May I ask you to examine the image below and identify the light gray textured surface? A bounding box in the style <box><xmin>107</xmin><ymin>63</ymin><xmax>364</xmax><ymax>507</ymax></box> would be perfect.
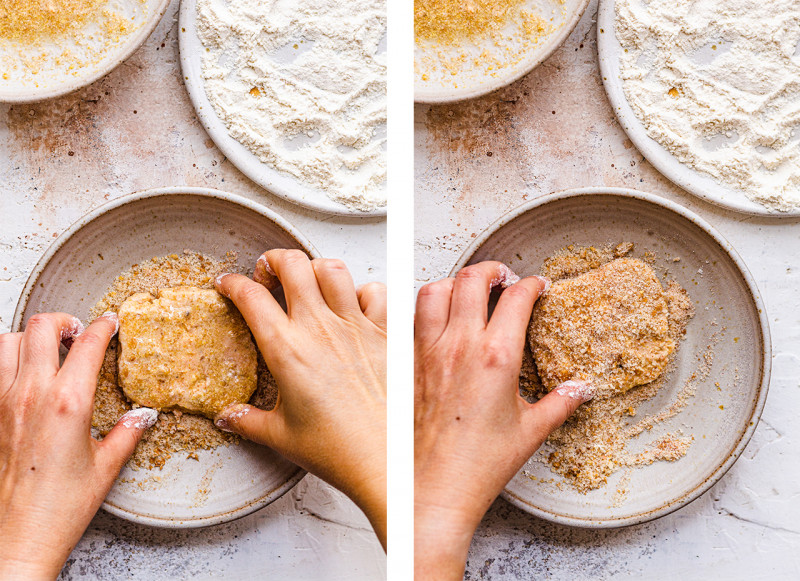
<box><xmin>415</xmin><ymin>1</ymin><xmax>800</xmax><ymax>579</ymax></box>
<box><xmin>0</xmin><ymin>1</ymin><xmax>386</xmax><ymax>578</ymax></box>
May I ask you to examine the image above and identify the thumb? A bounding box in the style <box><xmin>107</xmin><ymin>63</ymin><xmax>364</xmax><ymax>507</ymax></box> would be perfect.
<box><xmin>214</xmin><ymin>403</ymin><xmax>284</xmax><ymax>449</ymax></box>
<box><xmin>98</xmin><ymin>407</ymin><xmax>159</xmax><ymax>472</ymax></box>
<box><xmin>521</xmin><ymin>380</ymin><xmax>596</xmax><ymax>453</ymax></box>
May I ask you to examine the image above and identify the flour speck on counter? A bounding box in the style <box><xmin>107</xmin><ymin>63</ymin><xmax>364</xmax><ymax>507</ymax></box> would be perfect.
<box><xmin>196</xmin><ymin>0</ymin><xmax>387</xmax><ymax>212</ymax></box>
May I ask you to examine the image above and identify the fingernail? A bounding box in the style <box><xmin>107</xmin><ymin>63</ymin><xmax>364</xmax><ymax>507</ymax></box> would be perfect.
<box><xmin>534</xmin><ymin>276</ymin><xmax>552</xmax><ymax>296</ymax></box>
<box><xmin>99</xmin><ymin>311</ymin><xmax>120</xmax><ymax>336</ymax></box>
<box><xmin>253</xmin><ymin>256</ymin><xmax>280</xmax><ymax>290</ymax></box>
<box><xmin>215</xmin><ymin>273</ymin><xmax>232</xmax><ymax>297</ymax></box>
<box><xmin>257</xmin><ymin>255</ymin><xmax>276</xmax><ymax>276</ymax></box>
<box><xmin>490</xmin><ymin>264</ymin><xmax>521</xmax><ymax>290</ymax></box>
<box><xmin>119</xmin><ymin>407</ymin><xmax>159</xmax><ymax>429</ymax></box>
<box><xmin>214</xmin><ymin>416</ymin><xmax>232</xmax><ymax>433</ymax></box>
<box><xmin>215</xmin><ymin>403</ymin><xmax>250</xmax><ymax>433</ymax></box>
<box><xmin>554</xmin><ymin>380</ymin><xmax>596</xmax><ymax>403</ymax></box>
<box><xmin>60</xmin><ymin>317</ymin><xmax>85</xmax><ymax>349</ymax></box>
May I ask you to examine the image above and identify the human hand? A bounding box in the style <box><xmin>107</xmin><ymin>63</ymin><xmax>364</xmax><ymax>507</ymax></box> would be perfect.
<box><xmin>214</xmin><ymin>250</ymin><xmax>387</xmax><ymax>549</ymax></box>
<box><xmin>414</xmin><ymin>261</ymin><xmax>594</xmax><ymax>580</ymax></box>
<box><xmin>0</xmin><ymin>313</ymin><xmax>158</xmax><ymax>580</ymax></box>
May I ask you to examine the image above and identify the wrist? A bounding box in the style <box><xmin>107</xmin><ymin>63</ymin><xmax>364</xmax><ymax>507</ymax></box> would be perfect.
<box><xmin>0</xmin><ymin>554</ymin><xmax>60</xmax><ymax>581</ymax></box>
<box><xmin>414</xmin><ymin>501</ymin><xmax>478</xmax><ymax>581</ymax></box>
<box><xmin>347</xmin><ymin>467</ymin><xmax>387</xmax><ymax>550</ymax></box>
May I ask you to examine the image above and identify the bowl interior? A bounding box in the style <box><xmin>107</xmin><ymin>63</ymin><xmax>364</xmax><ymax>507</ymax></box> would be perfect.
<box><xmin>15</xmin><ymin>191</ymin><xmax>311</xmax><ymax>526</ymax></box>
<box><xmin>460</xmin><ymin>192</ymin><xmax>767</xmax><ymax>526</ymax></box>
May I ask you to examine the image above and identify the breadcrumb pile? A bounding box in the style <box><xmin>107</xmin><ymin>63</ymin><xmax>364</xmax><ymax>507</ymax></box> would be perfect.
<box><xmin>91</xmin><ymin>251</ymin><xmax>278</xmax><ymax>470</ymax></box>
<box><xmin>523</xmin><ymin>244</ymin><xmax>698</xmax><ymax>494</ymax></box>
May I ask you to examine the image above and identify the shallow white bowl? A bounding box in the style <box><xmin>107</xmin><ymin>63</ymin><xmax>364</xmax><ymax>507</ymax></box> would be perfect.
<box><xmin>451</xmin><ymin>187</ymin><xmax>771</xmax><ymax>527</ymax></box>
<box><xmin>178</xmin><ymin>0</ymin><xmax>387</xmax><ymax>217</ymax></box>
<box><xmin>13</xmin><ymin>186</ymin><xmax>318</xmax><ymax>527</ymax></box>
<box><xmin>596</xmin><ymin>0</ymin><xmax>800</xmax><ymax>217</ymax></box>
<box><xmin>414</xmin><ymin>0</ymin><xmax>590</xmax><ymax>103</ymax></box>
<box><xmin>0</xmin><ymin>0</ymin><xmax>170</xmax><ymax>103</ymax></box>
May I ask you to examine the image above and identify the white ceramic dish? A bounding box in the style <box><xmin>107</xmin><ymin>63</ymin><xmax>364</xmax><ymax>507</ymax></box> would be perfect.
<box><xmin>13</xmin><ymin>186</ymin><xmax>317</xmax><ymax>527</ymax></box>
<box><xmin>414</xmin><ymin>0</ymin><xmax>590</xmax><ymax>103</ymax></box>
<box><xmin>0</xmin><ymin>0</ymin><xmax>170</xmax><ymax>103</ymax></box>
<box><xmin>451</xmin><ymin>187</ymin><xmax>771</xmax><ymax>528</ymax></box>
<box><xmin>178</xmin><ymin>0</ymin><xmax>386</xmax><ymax>217</ymax></box>
<box><xmin>597</xmin><ymin>0</ymin><xmax>800</xmax><ymax>217</ymax></box>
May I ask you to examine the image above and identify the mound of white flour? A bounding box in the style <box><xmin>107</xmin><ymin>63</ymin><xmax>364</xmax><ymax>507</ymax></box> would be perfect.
<box><xmin>197</xmin><ymin>0</ymin><xmax>386</xmax><ymax>211</ymax></box>
<box><xmin>616</xmin><ymin>0</ymin><xmax>800</xmax><ymax>212</ymax></box>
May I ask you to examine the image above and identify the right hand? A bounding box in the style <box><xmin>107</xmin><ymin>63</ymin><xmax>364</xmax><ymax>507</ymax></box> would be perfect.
<box><xmin>214</xmin><ymin>249</ymin><xmax>387</xmax><ymax>549</ymax></box>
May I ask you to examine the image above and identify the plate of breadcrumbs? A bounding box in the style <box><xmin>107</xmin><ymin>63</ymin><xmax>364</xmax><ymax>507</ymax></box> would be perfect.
<box><xmin>451</xmin><ymin>187</ymin><xmax>770</xmax><ymax>527</ymax></box>
<box><xmin>0</xmin><ymin>0</ymin><xmax>170</xmax><ymax>102</ymax></box>
<box><xmin>14</xmin><ymin>187</ymin><xmax>318</xmax><ymax>527</ymax></box>
<box><xmin>414</xmin><ymin>0</ymin><xmax>590</xmax><ymax>102</ymax></box>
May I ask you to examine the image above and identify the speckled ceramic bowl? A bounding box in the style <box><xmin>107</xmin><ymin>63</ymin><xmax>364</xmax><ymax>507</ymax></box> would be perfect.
<box><xmin>414</xmin><ymin>0</ymin><xmax>590</xmax><ymax>103</ymax></box>
<box><xmin>0</xmin><ymin>0</ymin><xmax>170</xmax><ymax>103</ymax></box>
<box><xmin>451</xmin><ymin>187</ymin><xmax>771</xmax><ymax>528</ymax></box>
<box><xmin>13</xmin><ymin>186</ymin><xmax>318</xmax><ymax>527</ymax></box>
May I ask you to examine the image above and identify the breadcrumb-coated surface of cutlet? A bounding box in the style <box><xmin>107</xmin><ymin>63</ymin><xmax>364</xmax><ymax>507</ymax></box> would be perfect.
<box><xmin>529</xmin><ymin>257</ymin><xmax>675</xmax><ymax>400</ymax></box>
<box><xmin>117</xmin><ymin>287</ymin><xmax>257</xmax><ymax>419</ymax></box>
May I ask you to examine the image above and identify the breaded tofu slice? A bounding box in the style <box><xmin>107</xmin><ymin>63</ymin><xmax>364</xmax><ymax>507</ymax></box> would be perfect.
<box><xmin>117</xmin><ymin>287</ymin><xmax>257</xmax><ymax>418</ymax></box>
<box><xmin>529</xmin><ymin>258</ymin><xmax>675</xmax><ymax>400</ymax></box>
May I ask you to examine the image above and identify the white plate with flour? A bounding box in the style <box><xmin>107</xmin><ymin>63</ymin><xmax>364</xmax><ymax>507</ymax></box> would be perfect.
<box><xmin>179</xmin><ymin>0</ymin><xmax>387</xmax><ymax>217</ymax></box>
<box><xmin>0</xmin><ymin>0</ymin><xmax>170</xmax><ymax>103</ymax></box>
<box><xmin>597</xmin><ymin>0</ymin><xmax>800</xmax><ymax>217</ymax></box>
<box><xmin>415</xmin><ymin>0</ymin><xmax>590</xmax><ymax>103</ymax></box>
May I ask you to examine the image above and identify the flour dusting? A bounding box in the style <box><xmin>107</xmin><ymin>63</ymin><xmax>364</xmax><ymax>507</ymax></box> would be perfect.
<box><xmin>196</xmin><ymin>0</ymin><xmax>387</xmax><ymax>211</ymax></box>
<box><xmin>616</xmin><ymin>0</ymin><xmax>800</xmax><ymax>211</ymax></box>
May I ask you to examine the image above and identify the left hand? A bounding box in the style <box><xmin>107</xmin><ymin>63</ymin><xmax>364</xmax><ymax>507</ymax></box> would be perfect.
<box><xmin>0</xmin><ymin>312</ymin><xmax>157</xmax><ymax>580</ymax></box>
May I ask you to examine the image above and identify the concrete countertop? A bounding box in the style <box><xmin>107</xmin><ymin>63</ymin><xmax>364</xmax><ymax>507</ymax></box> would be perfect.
<box><xmin>0</xmin><ymin>1</ymin><xmax>386</xmax><ymax>578</ymax></box>
<box><xmin>415</xmin><ymin>1</ymin><xmax>800</xmax><ymax>579</ymax></box>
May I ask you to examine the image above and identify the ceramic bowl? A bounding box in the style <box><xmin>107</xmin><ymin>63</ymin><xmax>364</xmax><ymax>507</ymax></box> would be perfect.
<box><xmin>0</xmin><ymin>0</ymin><xmax>170</xmax><ymax>103</ymax></box>
<box><xmin>414</xmin><ymin>0</ymin><xmax>590</xmax><ymax>103</ymax></box>
<box><xmin>13</xmin><ymin>186</ymin><xmax>317</xmax><ymax>527</ymax></box>
<box><xmin>451</xmin><ymin>187</ymin><xmax>771</xmax><ymax>527</ymax></box>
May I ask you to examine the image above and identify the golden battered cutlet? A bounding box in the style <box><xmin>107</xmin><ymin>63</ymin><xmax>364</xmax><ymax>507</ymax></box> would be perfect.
<box><xmin>529</xmin><ymin>258</ymin><xmax>675</xmax><ymax>400</ymax></box>
<box><xmin>117</xmin><ymin>287</ymin><xmax>257</xmax><ymax>419</ymax></box>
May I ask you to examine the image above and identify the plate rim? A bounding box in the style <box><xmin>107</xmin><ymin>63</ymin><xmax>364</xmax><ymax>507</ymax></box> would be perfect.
<box><xmin>0</xmin><ymin>0</ymin><xmax>171</xmax><ymax>104</ymax></box>
<box><xmin>11</xmin><ymin>185</ymin><xmax>319</xmax><ymax>528</ymax></box>
<box><xmin>449</xmin><ymin>186</ymin><xmax>772</xmax><ymax>528</ymax></box>
<box><xmin>596</xmin><ymin>0</ymin><xmax>800</xmax><ymax>217</ymax></box>
<box><xmin>414</xmin><ymin>0</ymin><xmax>592</xmax><ymax>104</ymax></box>
<box><xmin>177</xmin><ymin>0</ymin><xmax>387</xmax><ymax>218</ymax></box>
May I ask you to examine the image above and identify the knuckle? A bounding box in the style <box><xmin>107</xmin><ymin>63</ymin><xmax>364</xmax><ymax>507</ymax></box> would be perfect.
<box><xmin>442</xmin><ymin>340</ymin><xmax>468</xmax><ymax>367</ymax></box>
<box><xmin>315</xmin><ymin>258</ymin><xmax>347</xmax><ymax>272</ymax></box>
<box><xmin>418</xmin><ymin>279</ymin><xmax>452</xmax><ymax>298</ymax></box>
<box><xmin>360</xmin><ymin>281</ymin><xmax>386</xmax><ymax>296</ymax></box>
<box><xmin>455</xmin><ymin>265</ymin><xmax>483</xmax><ymax>282</ymax></box>
<box><xmin>236</xmin><ymin>282</ymin><xmax>265</xmax><ymax>305</ymax></box>
<box><xmin>502</xmin><ymin>283</ymin><xmax>533</xmax><ymax>301</ymax></box>
<box><xmin>279</xmin><ymin>249</ymin><xmax>309</xmax><ymax>266</ymax></box>
<box><xmin>53</xmin><ymin>388</ymin><xmax>86</xmax><ymax>417</ymax></box>
<box><xmin>74</xmin><ymin>330</ymin><xmax>105</xmax><ymax>350</ymax></box>
<box><xmin>25</xmin><ymin>313</ymin><xmax>52</xmax><ymax>330</ymax></box>
<box><xmin>482</xmin><ymin>338</ymin><xmax>513</xmax><ymax>369</ymax></box>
